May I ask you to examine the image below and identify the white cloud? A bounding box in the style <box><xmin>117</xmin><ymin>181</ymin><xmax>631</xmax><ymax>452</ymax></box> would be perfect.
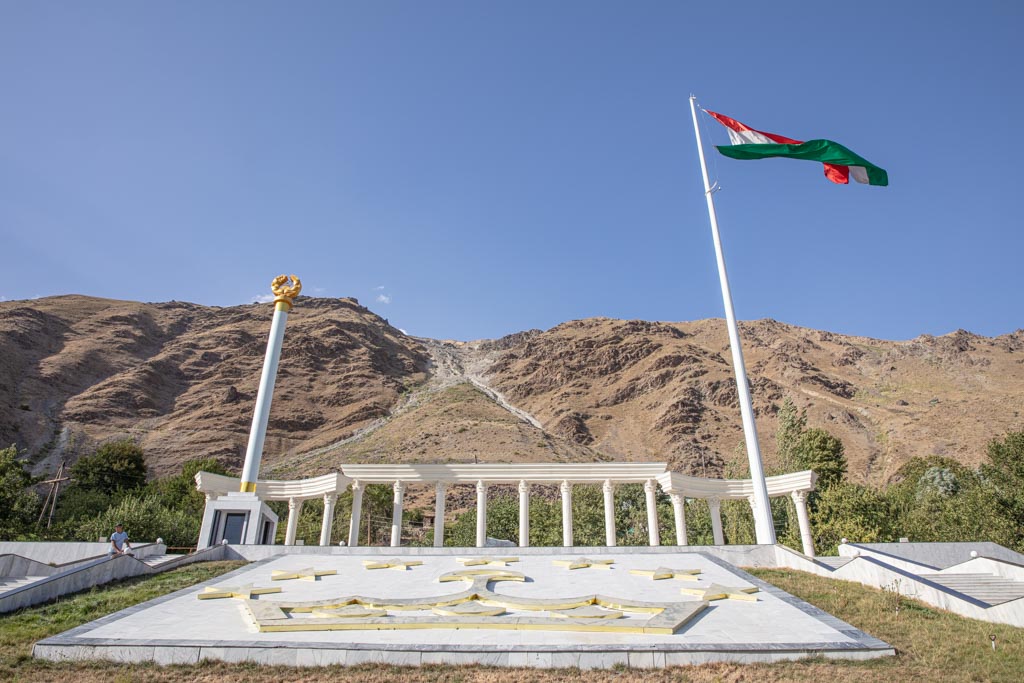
<box><xmin>311</xmin><ymin>286</ymin><xmax>326</xmax><ymax>294</ymax></box>
<box><xmin>375</xmin><ymin>294</ymin><xmax>392</xmax><ymax>304</ymax></box>
<box><xmin>374</xmin><ymin>285</ymin><xmax>386</xmax><ymax>291</ymax></box>
<box><xmin>250</xmin><ymin>294</ymin><xmax>275</xmax><ymax>304</ymax></box>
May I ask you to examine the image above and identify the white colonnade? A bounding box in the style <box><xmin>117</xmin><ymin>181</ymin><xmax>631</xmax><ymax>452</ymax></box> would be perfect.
<box><xmin>197</xmin><ymin>464</ymin><xmax>818</xmax><ymax>554</ymax></box>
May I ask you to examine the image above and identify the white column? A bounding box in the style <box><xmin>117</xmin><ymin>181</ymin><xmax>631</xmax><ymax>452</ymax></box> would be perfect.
<box><xmin>433</xmin><ymin>481</ymin><xmax>447</xmax><ymax>548</ymax></box>
<box><xmin>670</xmin><ymin>493</ymin><xmax>687</xmax><ymax>546</ymax></box>
<box><xmin>197</xmin><ymin>495</ymin><xmax>218</xmax><ymax>550</ymax></box>
<box><xmin>390</xmin><ymin>481</ymin><xmax>405</xmax><ymax>547</ymax></box>
<box><xmin>518</xmin><ymin>480</ymin><xmax>530</xmax><ymax>547</ymax></box>
<box><xmin>284</xmin><ymin>497</ymin><xmax>302</xmax><ymax>546</ymax></box>
<box><xmin>602</xmin><ymin>480</ymin><xmax>616</xmax><ymax>547</ymax></box>
<box><xmin>792</xmin><ymin>490</ymin><xmax>815</xmax><ymax>557</ymax></box>
<box><xmin>475</xmin><ymin>480</ymin><xmax>488</xmax><ymax>548</ymax></box>
<box><xmin>708</xmin><ymin>497</ymin><xmax>724</xmax><ymax>545</ymax></box>
<box><xmin>347</xmin><ymin>480</ymin><xmax>363</xmax><ymax>547</ymax></box>
<box><xmin>319</xmin><ymin>493</ymin><xmax>337</xmax><ymax>546</ymax></box>
<box><xmin>560</xmin><ymin>480</ymin><xmax>573</xmax><ymax>547</ymax></box>
<box><xmin>239</xmin><ymin>296</ymin><xmax>296</xmax><ymax>492</ymax></box>
<box><xmin>644</xmin><ymin>479</ymin><xmax>660</xmax><ymax>547</ymax></box>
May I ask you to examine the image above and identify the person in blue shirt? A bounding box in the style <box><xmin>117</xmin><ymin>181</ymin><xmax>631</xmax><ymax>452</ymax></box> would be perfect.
<box><xmin>108</xmin><ymin>523</ymin><xmax>134</xmax><ymax>556</ymax></box>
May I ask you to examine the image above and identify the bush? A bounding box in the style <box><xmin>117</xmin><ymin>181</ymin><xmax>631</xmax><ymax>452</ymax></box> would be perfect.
<box><xmin>811</xmin><ymin>482</ymin><xmax>893</xmax><ymax>555</ymax></box>
<box><xmin>69</xmin><ymin>439</ymin><xmax>147</xmax><ymax>496</ymax></box>
<box><xmin>792</xmin><ymin>428</ymin><xmax>847</xmax><ymax>492</ymax></box>
<box><xmin>0</xmin><ymin>444</ymin><xmax>40</xmax><ymax>539</ymax></box>
<box><xmin>147</xmin><ymin>457</ymin><xmax>231</xmax><ymax>518</ymax></box>
<box><xmin>75</xmin><ymin>494</ymin><xmax>199</xmax><ymax>548</ymax></box>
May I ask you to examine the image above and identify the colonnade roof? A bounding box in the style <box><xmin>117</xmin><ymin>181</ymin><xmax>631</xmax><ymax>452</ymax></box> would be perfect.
<box><xmin>656</xmin><ymin>469</ymin><xmax>817</xmax><ymax>499</ymax></box>
<box><xmin>197</xmin><ymin>463</ymin><xmax>817</xmax><ymax>502</ymax></box>
<box><xmin>340</xmin><ymin>462</ymin><xmax>670</xmax><ymax>484</ymax></box>
<box><xmin>196</xmin><ymin>471</ymin><xmax>348</xmax><ymax>500</ymax></box>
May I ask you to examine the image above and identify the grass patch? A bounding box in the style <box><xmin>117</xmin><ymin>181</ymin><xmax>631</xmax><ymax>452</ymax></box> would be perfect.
<box><xmin>745</xmin><ymin>568</ymin><xmax>1024</xmax><ymax>682</ymax></box>
<box><xmin>0</xmin><ymin>560</ymin><xmax>244</xmax><ymax>678</ymax></box>
<box><xmin>1</xmin><ymin>563</ymin><xmax>1021</xmax><ymax>681</ymax></box>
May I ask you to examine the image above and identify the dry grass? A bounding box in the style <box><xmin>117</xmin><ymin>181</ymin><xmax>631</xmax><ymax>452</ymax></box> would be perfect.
<box><xmin>2</xmin><ymin>564</ymin><xmax>1022</xmax><ymax>682</ymax></box>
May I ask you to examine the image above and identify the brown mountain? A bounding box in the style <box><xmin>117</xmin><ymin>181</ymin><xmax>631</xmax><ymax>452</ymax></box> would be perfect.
<box><xmin>0</xmin><ymin>295</ymin><xmax>428</xmax><ymax>477</ymax></box>
<box><xmin>2</xmin><ymin>295</ymin><xmax>1021</xmax><ymax>487</ymax></box>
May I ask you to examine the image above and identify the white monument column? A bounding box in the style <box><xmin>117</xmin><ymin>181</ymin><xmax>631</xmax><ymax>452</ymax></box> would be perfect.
<box><xmin>390</xmin><ymin>481</ymin><xmax>405</xmax><ymax>547</ymax></box>
<box><xmin>518</xmin><ymin>480</ymin><xmax>530</xmax><ymax>547</ymax></box>
<box><xmin>670</xmin><ymin>493</ymin><xmax>687</xmax><ymax>546</ymax></box>
<box><xmin>644</xmin><ymin>479</ymin><xmax>661</xmax><ymax>546</ymax></box>
<box><xmin>319</xmin><ymin>493</ymin><xmax>337</xmax><ymax>546</ymax></box>
<box><xmin>238</xmin><ymin>275</ymin><xmax>302</xmax><ymax>493</ymax></box>
<box><xmin>602</xmin><ymin>479</ymin><xmax>616</xmax><ymax>547</ymax></box>
<box><xmin>433</xmin><ymin>481</ymin><xmax>447</xmax><ymax>548</ymax></box>
<box><xmin>284</xmin><ymin>497</ymin><xmax>303</xmax><ymax>546</ymax></box>
<box><xmin>475</xmin><ymin>480</ymin><xmax>488</xmax><ymax>548</ymax></box>
<box><xmin>708</xmin><ymin>497</ymin><xmax>725</xmax><ymax>545</ymax></box>
<box><xmin>347</xmin><ymin>480</ymin><xmax>363</xmax><ymax>547</ymax></box>
<box><xmin>560</xmin><ymin>480</ymin><xmax>573</xmax><ymax>547</ymax></box>
<box><xmin>791</xmin><ymin>490</ymin><xmax>815</xmax><ymax>557</ymax></box>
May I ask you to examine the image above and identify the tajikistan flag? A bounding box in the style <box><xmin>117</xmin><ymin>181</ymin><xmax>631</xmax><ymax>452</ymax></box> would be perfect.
<box><xmin>706</xmin><ymin>110</ymin><xmax>888</xmax><ymax>187</ymax></box>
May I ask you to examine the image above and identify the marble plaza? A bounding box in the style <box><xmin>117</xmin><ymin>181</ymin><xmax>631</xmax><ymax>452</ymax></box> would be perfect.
<box><xmin>34</xmin><ymin>548</ymin><xmax>893</xmax><ymax>668</ymax></box>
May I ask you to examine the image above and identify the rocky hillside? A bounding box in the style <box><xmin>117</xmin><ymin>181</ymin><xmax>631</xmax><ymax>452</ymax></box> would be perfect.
<box><xmin>1</xmin><ymin>295</ymin><xmax>1021</xmax><ymax>485</ymax></box>
<box><xmin>473</xmin><ymin>318</ymin><xmax>1024</xmax><ymax>482</ymax></box>
<box><xmin>0</xmin><ymin>295</ymin><xmax>428</xmax><ymax>477</ymax></box>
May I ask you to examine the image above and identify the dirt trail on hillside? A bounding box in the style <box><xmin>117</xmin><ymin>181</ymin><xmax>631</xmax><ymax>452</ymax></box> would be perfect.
<box><xmin>274</xmin><ymin>338</ymin><xmax>544</xmax><ymax>470</ymax></box>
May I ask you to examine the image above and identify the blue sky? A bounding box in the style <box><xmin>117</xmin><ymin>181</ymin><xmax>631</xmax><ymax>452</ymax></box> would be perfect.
<box><xmin>2</xmin><ymin>2</ymin><xmax>1021</xmax><ymax>341</ymax></box>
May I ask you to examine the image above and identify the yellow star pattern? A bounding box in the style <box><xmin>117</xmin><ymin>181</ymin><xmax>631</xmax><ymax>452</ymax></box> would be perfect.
<box><xmin>197</xmin><ymin>584</ymin><xmax>282</xmax><ymax>600</ymax></box>
<box><xmin>680</xmin><ymin>583</ymin><xmax>759</xmax><ymax>602</ymax></box>
<box><xmin>455</xmin><ymin>556</ymin><xmax>520</xmax><ymax>567</ymax></box>
<box><xmin>629</xmin><ymin>567</ymin><xmax>702</xmax><ymax>581</ymax></box>
<box><xmin>362</xmin><ymin>558</ymin><xmax>424</xmax><ymax>571</ymax></box>
<box><xmin>552</xmin><ymin>557</ymin><xmax>615</xmax><ymax>570</ymax></box>
<box><xmin>271</xmin><ymin>567</ymin><xmax>338</xmax><ymax>581</ymax></box>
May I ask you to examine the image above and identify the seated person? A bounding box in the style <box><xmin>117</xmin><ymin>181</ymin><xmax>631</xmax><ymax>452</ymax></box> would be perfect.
<box><xmin>107</xmin><ymin>523</ymin><xmax>134</xmax><ymax>556</ymax></box>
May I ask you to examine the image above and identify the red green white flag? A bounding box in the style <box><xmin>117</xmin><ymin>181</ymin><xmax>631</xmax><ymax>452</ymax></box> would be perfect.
<box><xmin>705</xmin><ymin>110</ymin><xmax>888</xmax><ymax>187</ymax></box>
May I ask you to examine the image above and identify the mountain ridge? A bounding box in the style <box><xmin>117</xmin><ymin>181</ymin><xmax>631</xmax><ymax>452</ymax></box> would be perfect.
<box><xmin>2</xmin><ymin>294</ymin><xmax>1021</xmax><ymax>487</ymax></box>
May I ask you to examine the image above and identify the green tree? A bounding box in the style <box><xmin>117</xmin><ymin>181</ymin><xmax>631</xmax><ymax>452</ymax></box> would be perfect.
<box><xmin>776</xmin><ymin>397</ymin><xmax>807</xmax><ymax>471</ymax></box>
<box><xmin>792</xmin><ymin>428</ymin><xmax>847</xmax><ymax>492</ymax></box>
<box><xmin>444</xmin><ymin>483</ymin><xmax>679</xmax><ymax>548</ymax></box>
<box><xmin>446</xmin><ymin>492</ymin><xmax>563</xmax><ymax>547</ymax></box>
<box><xmin>75</xmin><ymin>493</ymin><xmax>198</xmax><ymax>547</ymax></box>
<box><xmin>57</xmin><ymin>440</ymin><xmax>148</xmax><ymax>529</ymax></box>
<box><xmin>147</xmin><ymin>458</ymin><xmax>230</xmax><ymax>518</ymax></box>
<box><xmin>811</xmin><ymin>482</ymin><xmax>893</xmax><ymax>555</ymax></box>
<box><xmin>70</xmin><ymin>439</ymin><xmax>148</xmax><ymax>496</ymax></box>
<box><xmin>0</xmin><ymin>445</ymin><xmax>40</xmax><ymax>539</ymax></box>
<box><xmin>980</xmin><ymin>430</ymin><xmax>1024</xmax><ymax>551</ymax></box>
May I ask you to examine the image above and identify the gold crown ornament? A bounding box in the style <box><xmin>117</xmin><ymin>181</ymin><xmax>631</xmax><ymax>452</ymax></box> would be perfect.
<box><xmin>270</xmin><ymin>274</ymin><xmax>302</xmax><ymax>310</ymax></box>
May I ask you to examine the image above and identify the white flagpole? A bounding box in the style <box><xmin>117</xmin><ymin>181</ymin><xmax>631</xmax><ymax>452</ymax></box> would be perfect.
<box><xmin>689</xmin><ymin>95</ymin><xmax>776</xmax><ymax>544</ymax></box>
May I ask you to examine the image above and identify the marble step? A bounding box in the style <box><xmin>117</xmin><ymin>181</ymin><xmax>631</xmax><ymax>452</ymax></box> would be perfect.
<box><xmin>921</xmin><ymin>573</ymin><xmax>1024</xmax><ymax>605</ymax></box>
<box><xmin>0</xmin><ymin>576</ymin><xmax>47</xmax><ymax>594</ymax></box>
<box><xmin>141</xmin><ymin>554</ymin><xmax>184</xmax><ymax>567</ymax></box>
<box><xmin>816</xmin><ymin>557</ymin><xmax>854</xmax><ymax>570</ymax></box>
